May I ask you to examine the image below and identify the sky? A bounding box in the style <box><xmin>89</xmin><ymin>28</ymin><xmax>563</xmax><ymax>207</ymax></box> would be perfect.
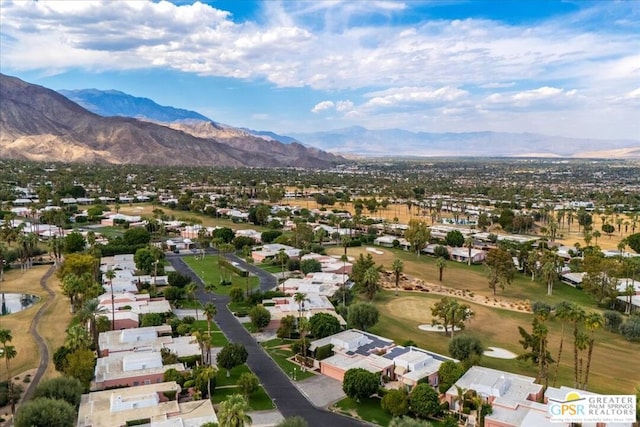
<box><xmin>1</xmin><ymin>0</ymin><xmax>639</xmax><ymax>140</ymax></box>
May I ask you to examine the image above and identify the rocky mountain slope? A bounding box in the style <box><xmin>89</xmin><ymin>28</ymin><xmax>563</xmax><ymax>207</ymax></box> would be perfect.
<box><xmin>0</xmin><ymin>74</ymin><xmax>340</xmax><ymax>167</ymax></box>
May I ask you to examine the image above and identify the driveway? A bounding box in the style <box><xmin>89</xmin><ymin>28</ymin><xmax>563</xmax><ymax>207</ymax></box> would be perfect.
<box><xmin>168</xmin><ymin>255</ymin><xmax>366</xmax><ymax>427</ymax></box>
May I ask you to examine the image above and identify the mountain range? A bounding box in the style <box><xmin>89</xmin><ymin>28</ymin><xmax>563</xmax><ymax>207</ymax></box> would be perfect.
<box><xmin>2</xmin><ymin>74</ymin><xmax>638</xmax><ymax>162</ymax></box>
<box><xmin>59</xmin><ymin>87</ymin><xmax>640</xmax><ymax>159</ymax></box>
<box><xmin>0</xmin><ymin>74</ymin><xmax>340</xmax><ymax>168</ymax></box>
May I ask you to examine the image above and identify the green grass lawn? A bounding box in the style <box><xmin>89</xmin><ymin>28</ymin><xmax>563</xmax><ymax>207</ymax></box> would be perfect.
<box><xmin>333</xmin><ymin>397</ymin><xmax>392</xmax><ymax>426</ymax></box>
<box><xmin>257</xmin><ymin>263</ymin><xmax>283</xmax><ymax>274</ymax></box>
<box><xmin>261</xmin><ymin>339</ymin><xmax>316</xmax><ymax>381</ymax></box>
<box><xmin>368</xmin><ymin>290</ymin><xmax>640</xmax><ymax>394</ymax></box>
<box><xmin>191</xmin><ymin>320</ymin><xmax>229</xmax><ymax>347</ymax></box>
<box><xmin>176</xmin><ymin>299</ymin><xmax>203</xmax><ymax>309</ymax></box>
<box><xmin>209</xmin><ymin>364</ymin><xmax>275</xmax><ymax>410</ymax></box>
<box><xmin>211</xmin><ymin>385</ymin><xmax>275</xmax><ymax>410</ymax></box>
<box><xmin>182</xmin><ymin>255</ymin><xmax>260</xmax><ymax>296</ymax></box>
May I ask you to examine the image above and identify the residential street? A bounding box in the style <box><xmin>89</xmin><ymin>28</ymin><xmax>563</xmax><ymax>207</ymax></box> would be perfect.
<box><xmin>167</xmin><ymin>253</ymin><xmax>367</xmax><ymax>427</ymax></box>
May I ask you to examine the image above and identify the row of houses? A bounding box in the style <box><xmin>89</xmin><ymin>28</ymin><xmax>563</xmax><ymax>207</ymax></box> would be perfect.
<box><xmin>309</xmin><ymin>329</ymin><xmax>456</xmax><ymax>389</ymax></box>
<box><xmin>445</xmin><ymin>366</ymin><xmax>633</xmax><ymax>427</ymax></box>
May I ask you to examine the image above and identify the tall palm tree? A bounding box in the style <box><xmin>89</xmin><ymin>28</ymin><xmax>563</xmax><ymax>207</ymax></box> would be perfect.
<box><xmin>436</xmin><ymin>256</ymin><xmax>447</xmax><ymax>282</ymax></box>
<box><xmin>217</xmin><ymin>394</ymin><xmax>252</xmax><ymax>427</ymax></box>
<box><xmin>294</xmin><ymin>292</ymin><xmax>307</xmax><ymax>321</ymax></box>
<box><xmin>391</xmin><ymin>258</ymin><xmax>404</xmax><ymax>296</ymax></box>
<box><xmin>298</xmin><ymin>317</ymin><xmax>310</xmax><ymax>361</ymax></box>
<box><xmin>78</xmin><ymin>298</ymin><xmax>108</xmax><ymax>351</ymax></box>
<box><xmin>552</xmin><ymin>301</ymin><xmax>574</xmax><ymax>387</ymax></box>
<box><xmin>540</xmin><ymin>257</ymin><xmax>558</xmax><ymax>296</ymax></box>
<box><xmin>582</xmin><ymin>312</ymin><xmax>603</xmax><ymax>389</ymax></box>
<box><xmin>275</xmin><ymin>249</ymin><xmax>288</xmax><ymax>292</ymax></box>
<box><xmin>203</xmin><ymin>302</ymin><xmax>217</xmax><ymax>338</ymax></box>
<box><xmin>464</xmin><ymin>237</ymin><xmax>474</xmax><ymax>266</ymax></box>
<box><xmin>197</xmin><ymin>365</ymin><xmax>218</xmax><ymax>400</ymax></box>
<box><xmin>570</xmin><ymin>306</ymin><xmax>586</xmax><ymax>388</ymax></box>
<box><xmin>105</xmin><ymin>268</ymin><xmax>116</xmax><ymax>330</ymax></box>
<box><xmin>0</xmin><ymin>241</ymin><xmax>6</xmax><ymax>282</ymax></box>
<box><xmin>185</xmin><ymin>282</ymin><xmax>199</xmax><ymax>321</ymax></box>
<box><xmin>0</xmin><ymin>329</ymin><xmax>17</xmax><ymax>414</ymax></box>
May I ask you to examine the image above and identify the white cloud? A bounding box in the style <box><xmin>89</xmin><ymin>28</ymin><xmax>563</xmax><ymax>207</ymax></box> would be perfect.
<box><xmin>311</xmin><ymin>101</ymin><xmax>335</xmax><ymax>113</ymax></box>
<box><xmin>1</xmin><ymin>0</ymin><xmax>639</xmax><ymax>139</ymax></box>
<box><xmin>362</xmin><ymin>86</ymin><xmax>469</xmax><ymax>110</ymax></box>
<box><xmin>625</xmin><ymin>88</ymin><xmax>640</xmax><ymax>99</ymax></box>
<box><xmin>336</xmin><ymin>100</ymin><xmax>354</xmax><ymax>112</ymax></box>
<box><xmin>484</xmin><ymin>87</ymin><xmax>579</xmax><ymax>108</ymax></box>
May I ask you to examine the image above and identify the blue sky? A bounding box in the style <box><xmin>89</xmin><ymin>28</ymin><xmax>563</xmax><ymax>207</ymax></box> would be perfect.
<box><xmin>1</xmin><ymin>0</ymin><xmax>639</xmax><ymax>140</ymax></box>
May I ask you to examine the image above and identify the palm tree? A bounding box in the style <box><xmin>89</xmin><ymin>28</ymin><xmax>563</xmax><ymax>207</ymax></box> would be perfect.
<box><xmin>551</xmin><ymin>301</ymin><xmax>574</xmax><ymax>387</ymax></box>
<box><xmin>464</xmin><ymin>237</ymin><xmax>474</xmax><ymax>266</ymax></box>
<box><xmin>105</xmin><ymin>268</ymin><xmax>116</xmax><ymax>330</ymax></box>
<box><xmin>392</xmin><ymin>258</ymin><xmax>404</xmax><ymax>296</ymax></box>
<box><xmin>65</xmin><ymin>323</ymin><xmax>92</xmax><ymax>352</ymax></box>
<box><xmin>204</xmin><ymin>281</ymin><xmax>217</xmax><ymax>302</ymax></box>
<box><xmin>436</xmin><ymin>256</ymin><xmax>447</xmax><ymax>282</ymax></box>
<box><xmin>540</xmin><ymin>257</ymin><xmax>558</xmax><ymax>296</ymax></box>
<box><xmin>362</xmin><ymin>266</ymin><xmax>380</xmax><ymax>300</ymax></box>
<box><xmin>453</xmin><ymin>385</ymin><xmax>467</xmax><ymax>420</ymax></box>
<box><xmin>218</xmin><ymin>394</ymin><xmax>253</xmax><ymax>427</ymax></box>
<box><xmin>275</xmin><ymin>249</ymin><xmax>288</xmax><ymax>292</ymax></box>
<box><xmin>592</xmin><ymin>230</ymin><xmax>601</xmax><ymax>246</ymax></box>
<box><xmin>570</xmin><ymin>306</ymin><xmax>586</xmax><ymax>388</ymax></box>
<box><xmin>197</xmin><ymin>365</ymin><xmax>218</xmax><ymax>400</ymax></box>
<box><xmin>78</xmin><ymin>298</ymin><xmax>108</xmax><ymax>351</ymax></box>
<box><xmin>582</xmin><ymin>312</ymin><xmax>603</xmax><ymax>389</ymax></box>
<box><xmin>203</xmin><ymin>302</ymin><xmax>217</xmax><ymax>338</ymax></box>
<box><xmin>0</xmin><ymin>329</ymin><xmax>17</xmax><ymax>414</ymax></box>
<box><xmin>185</xmin><ymin>282</ymin><xmax>199</xmax><ymax>321</ymax></box>
<box><xmin>192</xmin><ymin>330</ymin><xmax>209</xmax><ymax>365</ymax></box>
<box><xmin>294</xmin><ymin>292</ymin><xmax>307</xmax><ymax>321</ymax></box>
<box><xmin>298</xmin><ymin>317</ymin><xmax>310</xmax><ymax>362</ymax></box>
<box><xmin>0</xmin><ymin>241</ymin><xmax>7</xmax><ymax>282</ymax></box>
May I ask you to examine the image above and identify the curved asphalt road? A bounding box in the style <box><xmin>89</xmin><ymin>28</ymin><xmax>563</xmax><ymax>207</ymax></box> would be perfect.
<box><xmin>167</xmin><ymin>253</ymin><xmax>366</xmax><ymax>427</ymax></box>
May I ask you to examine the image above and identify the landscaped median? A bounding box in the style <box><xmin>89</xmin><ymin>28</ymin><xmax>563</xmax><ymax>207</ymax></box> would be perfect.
<box><xmin>261</xmin><ymin>338</ymin><xmax>316</xmax><ymax>381</ymax></box>
<box><xmin>181</xmin><ymin>254</ymin><xmax>259</xmax><ymax>296</ymax></box>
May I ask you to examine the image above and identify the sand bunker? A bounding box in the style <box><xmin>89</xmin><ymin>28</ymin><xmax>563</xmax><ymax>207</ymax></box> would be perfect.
<box><xmin>483</xmin><ymin>346</ymin><xmax>518</xmax><ymax>359</ymax></box>
<box><xmin>418</xmin><ymin>324</ymin><xmax>461</xmax><ymax>333</ymax></box>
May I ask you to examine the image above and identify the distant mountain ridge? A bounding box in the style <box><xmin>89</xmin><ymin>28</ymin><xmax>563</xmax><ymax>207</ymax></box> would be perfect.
<box><xmin>290</xmin><ymin>126</ymin><xmax>640</xmax><ymax>158</ymax></box>
<box><xmin>59</xmin><ymin>89</ymin><xmax>211</xmax><ymax>122</ymax></box>
<box><xmin>51</xmin><ymin>86</ymin><xmax>640</xmax><ymax>159</ymax></box>
<box><xmin>0</xmin><ymin>74</ymin><xmax>341</xmax><ymax>168</ymax></box>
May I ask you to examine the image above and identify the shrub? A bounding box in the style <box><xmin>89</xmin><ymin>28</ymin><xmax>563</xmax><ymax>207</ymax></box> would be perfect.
<box><xmin>620</xmin><ymin>316</ymin><xmax>640</xmax><ymax>341</ymax></box>
<box><xmin>230</xmin><ymin>287</ymin><xmax>245</xmax><ymax>303</ymax></box>
<box><xmin>249</xmin><ymin>305</ymin><xmax>271</xmax><ymax>331</ymax></box>
<box><xmin>342</xmin><ymin>368</ymin><xmax>379</xmax><ymax>401</ymax></box>
<box><xmin>604</xmin><ymin>310</ymin><xmax>623</xmax><ymax>332</ymax></box>
<box><xmin>381</xmin><ymin>388</ymin><xmax>410</xmax><ymax>417</ymax></box>
<box><xmin>315</xmin><ymin>344</ymin><xmax>333</xmax><ymax>360</ymax></box>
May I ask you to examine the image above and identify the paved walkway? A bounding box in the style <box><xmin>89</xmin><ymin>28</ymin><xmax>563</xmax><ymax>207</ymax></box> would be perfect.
<box><xmin>168</xmin><ymin>253</ymin><xmax>366</xmax><ymax>427</ymax></box>
<box><xmin>22</xmin><ymin>265</ymin><xmax>57</xmax><ymax>402</ymax></box>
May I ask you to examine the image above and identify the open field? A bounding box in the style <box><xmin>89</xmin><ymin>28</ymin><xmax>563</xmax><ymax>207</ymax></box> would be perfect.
<box><xmin>369</xmin><ymin>290</ymin><xmax>640</xmax><ymax>395</ymax></box>
<box><xmin>0</xmin><ymin>266</ymin><xmax>72</xmax><ymax>381</ymax></box>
